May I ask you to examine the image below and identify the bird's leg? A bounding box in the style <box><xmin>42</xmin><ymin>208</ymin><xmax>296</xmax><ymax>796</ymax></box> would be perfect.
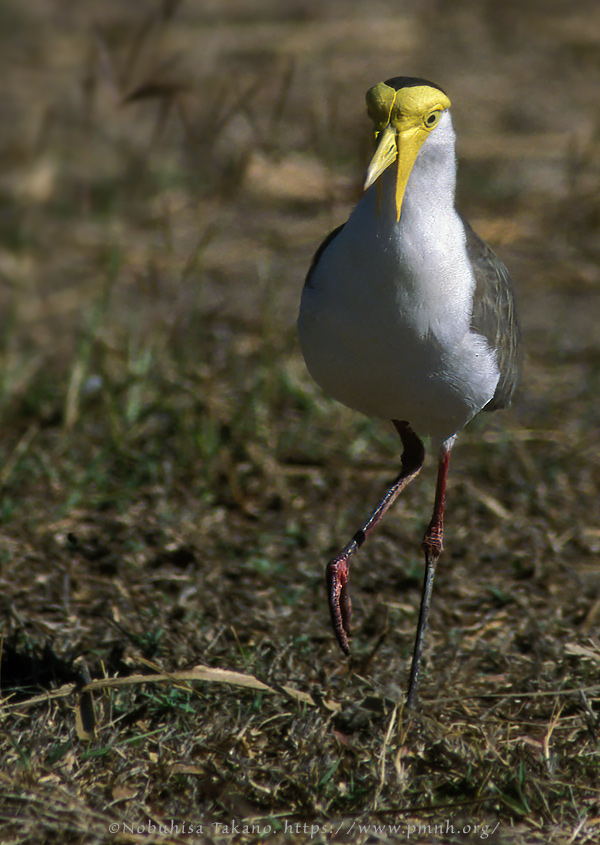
<box><xmin>405</xmin><ymin>438</ymin><xmax>453</xmax><ymax>709</ymax></box>
<box><xmin>326</xmin><ymin>421</ymin><xmax>425</xmax><ymax>655</ymax></box>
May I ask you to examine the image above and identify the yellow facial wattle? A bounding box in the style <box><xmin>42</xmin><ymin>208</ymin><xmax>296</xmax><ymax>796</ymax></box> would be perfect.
<box><xmin>364</xmin><ymin>81</ymin><xmax>451</xmax><ymax>220</ymax></box>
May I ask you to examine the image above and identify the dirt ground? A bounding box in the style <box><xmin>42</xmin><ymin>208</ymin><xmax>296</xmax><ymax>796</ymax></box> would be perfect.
<box><xmin>1</xmin><ymin>1</ymin><xmax>600</xmax><ymax>843</ymax></box>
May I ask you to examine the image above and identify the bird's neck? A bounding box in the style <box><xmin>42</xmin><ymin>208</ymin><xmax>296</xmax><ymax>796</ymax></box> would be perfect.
<box><xmin>378</xmin><ymin>142</ymin><xmax>458</xmax><ymax>227</ymax></box>
<box><xmin>355</xmin><ymin>135</ymin><xmax>474</xmax><ymax>339</ymax></box>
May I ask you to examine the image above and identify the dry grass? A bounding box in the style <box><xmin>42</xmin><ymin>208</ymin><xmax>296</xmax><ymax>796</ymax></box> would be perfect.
<box><xmin>1</xmin><ymin>1</ymin><xmax>600</xmax><ymax>842</ymax></box>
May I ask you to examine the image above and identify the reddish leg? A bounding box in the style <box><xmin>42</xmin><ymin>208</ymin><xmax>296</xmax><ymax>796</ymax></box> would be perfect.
<box><xmin>326</xmin><ymin>421</ymin><xmax>425</xmax><ymax>654</ymax></box>
<box><xmin>405</xmin><ymin>438</ymin><xmax>453</xmax><ymax>709</ymax></box>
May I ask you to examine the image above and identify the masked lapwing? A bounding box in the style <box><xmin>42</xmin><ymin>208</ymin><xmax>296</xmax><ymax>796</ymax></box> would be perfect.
<box><xmin>297</xmin><ymin>76</ymin><xmax>521</xmax><ymax>707</ymax></box>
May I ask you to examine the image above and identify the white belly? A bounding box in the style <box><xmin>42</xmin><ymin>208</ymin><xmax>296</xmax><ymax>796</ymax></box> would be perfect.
<box><xmin>298</xmin><ymin>193</ymin><xmax>500</xmax><ymax>446</ymax></box>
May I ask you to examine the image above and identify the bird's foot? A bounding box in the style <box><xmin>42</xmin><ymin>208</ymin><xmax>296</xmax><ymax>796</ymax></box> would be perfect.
<box><xmin>326</xmin><ymin>551</ymin><xmax>352</xmax><ymax>655</ymax></box>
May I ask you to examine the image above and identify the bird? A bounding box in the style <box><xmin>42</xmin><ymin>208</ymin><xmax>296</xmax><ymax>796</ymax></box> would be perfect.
<box><xmin>297</xmin><ymin>76</ymin><xmax>521</xmax><ymax>708</ymax></box>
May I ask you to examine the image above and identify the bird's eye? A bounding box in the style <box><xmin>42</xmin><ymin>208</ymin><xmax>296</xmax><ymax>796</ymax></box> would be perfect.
<box><xmin>424</xmin><ymin>110</ymin><xmax>441</xmax><ymax>128</ymax></box>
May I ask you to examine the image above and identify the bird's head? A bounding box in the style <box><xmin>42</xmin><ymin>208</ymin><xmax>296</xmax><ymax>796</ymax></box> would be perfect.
<box><xmin>364</xmin><ymin>77</ymin><xmax>451</xmax><ymax>220</ymax></box>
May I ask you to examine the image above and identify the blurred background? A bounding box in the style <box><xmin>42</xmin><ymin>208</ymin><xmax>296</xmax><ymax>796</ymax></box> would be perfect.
<box><xmin>1</xmin><ymin>0</ymin><xmax>600</xmax><ymax>840</ymax></box>
<box><xmin>2</xmin><ymin>0</ymin><xmax>599</xmax><ymax>374</ymax></box>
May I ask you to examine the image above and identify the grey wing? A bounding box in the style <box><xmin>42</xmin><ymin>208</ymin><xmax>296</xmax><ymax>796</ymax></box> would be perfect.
<box><xmin>463</xmin><ymin>218</ymin><xmax>522</xmax><ymax>412</ymax></box>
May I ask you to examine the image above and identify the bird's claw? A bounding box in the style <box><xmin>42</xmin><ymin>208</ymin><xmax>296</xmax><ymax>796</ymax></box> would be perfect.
<box><xmin>326</xmin><ymin>554</ymin><xmax>352</xmax><ymax>655</ymax></box>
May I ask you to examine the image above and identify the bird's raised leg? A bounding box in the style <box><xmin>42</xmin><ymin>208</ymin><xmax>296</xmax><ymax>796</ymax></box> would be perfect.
<box><xmin>326</xmin><ymin>420</ymin><xmax>425</xmax><ymax>654</ymax></box>
<box><xmin>405</xmin><ymin>437</ymin><xmax>453</xmax><ymax>709</ymax></box>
